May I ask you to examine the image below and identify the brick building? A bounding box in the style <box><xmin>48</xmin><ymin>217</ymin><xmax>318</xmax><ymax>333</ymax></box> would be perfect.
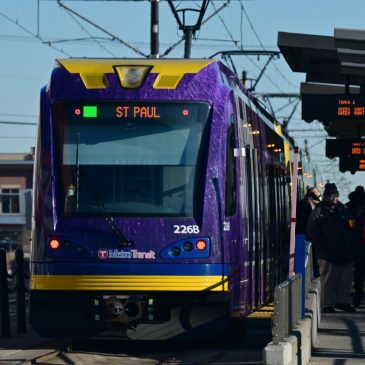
<box><xmin>0</xmin><ymin>149</ymin><xmax>34</xmax><ymax>254</ymax></box>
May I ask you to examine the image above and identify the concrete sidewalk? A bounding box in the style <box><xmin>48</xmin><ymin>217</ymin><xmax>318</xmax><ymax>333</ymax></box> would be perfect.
<box><xmin>310</xmin><ymin>302</ymin><xmax>365</xmax><ymax>364</ymax></box>
<box><xmin>0</xmin><ymin>310</ymin><xmax>65</xmax><ymax>364</ymax></box>
<box><xmin>0</xmin><ymin>330</ymin><xmax>63</xmax><ymax>364</ymax></box>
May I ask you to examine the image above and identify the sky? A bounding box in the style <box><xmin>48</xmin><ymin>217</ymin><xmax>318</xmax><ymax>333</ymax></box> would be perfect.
<box><xmin>0</xmin><ymin>0</ymin><xmax>364</xmax><ymax>199</ymax></box>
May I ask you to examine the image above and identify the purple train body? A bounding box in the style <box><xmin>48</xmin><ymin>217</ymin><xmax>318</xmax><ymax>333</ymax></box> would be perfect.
<box><xmin>30</xmin><ymin>59</ymin><xmax>298</xmax><ymax>339</ymax></box>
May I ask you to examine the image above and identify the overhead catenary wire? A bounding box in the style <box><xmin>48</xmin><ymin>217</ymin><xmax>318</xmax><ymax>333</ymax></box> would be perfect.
<box><xmin>63</xmin><ymin>8</ymin><xmax>116</xmax><ymax>56</ymax></box>
<box><xmin>56</xmin><ymin>0</ymin><xmax>148</xmax><ymax>57</ymax></box>
<box><xmin>239</xmin><ymin>0</ymin><xmax>297</xmax><ymax>89</ymax></box>
<box><xmin>0</xmin><ymin>121</ymin><xmax>37</xmax><ymax>126</ymax></box>
<box><xmin>0</xmin><ymin>11</ymin><xmax>71</xmax><ymax>56</ymax></box>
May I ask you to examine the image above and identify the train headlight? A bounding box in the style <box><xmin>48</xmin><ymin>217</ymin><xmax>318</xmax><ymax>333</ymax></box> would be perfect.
<box><xmin>114</xmin><ymin>65</ymin><xmax>152</xmax><ymax>89</ymax></box>
<box><xmin>170</xmin><ymin>246</ymin><xmax>181</xmax><ymax>257</ymax></box>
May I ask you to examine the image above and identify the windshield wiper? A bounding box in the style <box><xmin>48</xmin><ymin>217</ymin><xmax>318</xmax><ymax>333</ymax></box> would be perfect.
<box><xmin>73</xmin><ymin>132</ymin><xmax>132</xmax><ymax>248</ymax></box>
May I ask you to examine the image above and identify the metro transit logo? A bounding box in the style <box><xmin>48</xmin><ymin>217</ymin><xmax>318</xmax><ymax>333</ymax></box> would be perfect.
<box><xmin>98</xmin><ymin>248</ymin><xmax>109</xmax><ymax>260</ymax></box>
<box><xmin>97</xmin><ymin>248</ymin><xmax>156</xmax><ymax>260</ymax></box>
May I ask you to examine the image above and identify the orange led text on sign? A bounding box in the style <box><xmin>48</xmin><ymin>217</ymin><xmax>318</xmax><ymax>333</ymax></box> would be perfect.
<box><xmin>337</xmin><ymin>107</ymin><xmax>351</xmax><ymax>116</ymax></box>
<box><xmin>352</xmin><ymin>148</ymin><xmax>362</xmax><ymax>155</ymax></box>
<box><xmin>351</xmin><ymin>142</ymin><xmax>365</xmax><ymax>156</ymax></box>
<box><xmin>354</xmin><ymin>107</ymin><xmax>365</xmax><ymax>116</ymax></box>
<box><xmin>338</xmin><ymin>99</ymin><xmax>352</xmax><ymax>105</ymax></box>
<box><xmin>115</xmin><ymin>105</ymin><xmax>161</xmax><ymax>119</ymax></box>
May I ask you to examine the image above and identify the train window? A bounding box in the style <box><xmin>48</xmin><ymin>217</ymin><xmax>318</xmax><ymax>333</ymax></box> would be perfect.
<box><xmin>55</xmin><ymin>101</ymin><xmax>211</xmax><ymax>217</ymax></box>
<box><xmin>225</xmin><ymin>122</ymin><xmax>237</xmax><ymax>217</ymax></box>
<box><xmin>238</xmin><ymin>98</ymin><xmax>244</xmax><ymax>121</ymax></box>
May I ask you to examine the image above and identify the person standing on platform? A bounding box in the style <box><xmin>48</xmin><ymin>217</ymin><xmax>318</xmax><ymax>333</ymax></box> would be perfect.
<box><xmin>307</xmin><ymin>183</ymin><xmax>356</xmax><ymax>313</ymax></box>
<box><xmin>351</xmin><ymin>186</ymin><xmax>365</xmax><ymax>307</ymax></box>
<box><xmin>296</xmin><ymin>187</ymin><xmax>322</xmax><ymax>277</ymax></box>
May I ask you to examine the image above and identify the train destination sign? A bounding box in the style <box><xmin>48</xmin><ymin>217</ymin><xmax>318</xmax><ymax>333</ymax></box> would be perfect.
<box><xmin>326</xmin><ymin>139</ymin><xmax>365</xmax><ymax>158</ymax></box>
<box><xmin>63</xmin><ymin>101</ymin><xmax>207</xmax><ymax>123</ymax></box>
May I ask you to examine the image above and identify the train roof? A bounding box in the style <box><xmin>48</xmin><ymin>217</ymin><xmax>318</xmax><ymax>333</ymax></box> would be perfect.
<box><xmin>56</xmin><ymin>58</ymin><xmax>215</xmax><ymax>90</ymax></box>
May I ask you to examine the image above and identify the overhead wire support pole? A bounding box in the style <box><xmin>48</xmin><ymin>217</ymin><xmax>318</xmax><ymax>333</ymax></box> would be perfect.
<box><xmin>167</xmin><ymin>0</ymin><xmax>210</xmax><ymax>59</ymax></box>
<box><xmin>161</xmin><ymin>1</ymin><xmax>229</xmax><ymax>58</ymax></box>
<box><xmin>57</xmin><ymin>0</ymin><xmax>148</xmax><ymax>58</ymax></box>
<box><xmin>250</xmin><ymin>54</ymin><xmax>276</xmax><ymax>91</ymax></box>
<box><xmin>150</xmin><ymin>0</ymin><xmax>159</xmax><ymax>58</ymax></box>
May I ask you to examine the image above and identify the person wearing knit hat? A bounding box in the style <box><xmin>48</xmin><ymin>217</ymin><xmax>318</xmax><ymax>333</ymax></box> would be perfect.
<box><xmin>296</xmin><ymin>186</ymin><xmax>322</xmax><ymax>277</ymax></box>
<box><xmin>346</xmin><ymin>185</ymin><xmax>365</xmax><ymax>308</ymax></box>
<box><xmin>307</xmin><ymin>182</ymin><xmax>355</xmax><ymax>313</ymax></box>
<box><xmin>323</xmin><ymin>182</ymin><xmax>339</xmax><ymax>197</ymax></box>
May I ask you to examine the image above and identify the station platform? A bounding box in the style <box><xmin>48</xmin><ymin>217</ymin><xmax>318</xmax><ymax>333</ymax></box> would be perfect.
<box><xmin>310</xmin><ymin>301</ymin><xmax>365</xmax><ymax>364</ymax></box>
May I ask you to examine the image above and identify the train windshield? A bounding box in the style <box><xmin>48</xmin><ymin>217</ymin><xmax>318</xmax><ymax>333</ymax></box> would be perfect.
<box><xmin>55</xmin><ymin>101</ymin><xmax>210</xmax><ymax>217</ymax></box>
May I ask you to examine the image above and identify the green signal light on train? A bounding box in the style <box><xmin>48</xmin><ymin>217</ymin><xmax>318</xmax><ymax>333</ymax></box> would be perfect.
<box><xmin>83</xmin><ymin>105</ymin><xmax>98</xmax><ymax>118</ymax></box>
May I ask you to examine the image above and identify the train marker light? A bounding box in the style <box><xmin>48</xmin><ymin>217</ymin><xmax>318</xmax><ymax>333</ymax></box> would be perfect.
<box><xmin>196</xmin><ymin>240</ymin><xmax>207</xmax><ymax>251</ymax></box>
<box><xmin>63</xmin><ymin>241</ymin><xmax>72</xmax><ymax>251</ymax></box>
<box><xmin>114</xmin><ymin>65</ymin><xmax>151</xmax><ymax>89</ymax></box>
<box><xmin>183</xmin><ymin>241</ymin><xmax>193</xmax><ymax>252</ymax></box>
<box><xmin>49</xmin><ymin>239</ymin><xmax>61</xmax><ymax>250</ymax></box>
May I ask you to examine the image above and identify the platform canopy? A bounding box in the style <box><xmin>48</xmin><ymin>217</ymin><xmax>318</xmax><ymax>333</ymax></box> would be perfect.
<box><xmin>278</xmin><ymin>28</ymin><xmax>365</xmax><ymax>87</ymax></box>
<box><xmin>278</xmin><ymin>29</ymin><xmax>365</xmax><ymax>134</ymax></box>
<box><xmin>278</xmin><ymin>29</ymin><xmax>365</xmax><ymax>171</ymax></box>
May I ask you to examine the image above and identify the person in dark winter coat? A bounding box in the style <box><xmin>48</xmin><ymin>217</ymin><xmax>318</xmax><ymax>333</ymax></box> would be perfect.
<box><xmin>296</xmin><ymin>187</ymin><xmax>321</xmax><ymax>236</ymax></box>
<box><xmin>307</xmin><ymin>183</ymin><xmax>355</xmax><ymax>313</ymax></box>
<box><xmin>348</xmin><ymin>185</ymin><xmax>365</xmax><ymax>307</ymax></box>
<box><xmin>296</xmin><ymin>187</ymin><xmax>321</xmax><ymax>277</ymax></box>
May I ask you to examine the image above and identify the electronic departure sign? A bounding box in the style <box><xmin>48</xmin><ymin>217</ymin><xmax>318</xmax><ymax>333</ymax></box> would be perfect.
<box><xmin>302</xmin><ymin>93</ymin><xmax>365</xmax><ymax>124</ymax></box>
<box><xmin>326</xmin><ymin>139</ymin><xmax>365</xmax><ymax>158</ymax></box>
<box><xmin>335</xmin><ymin>95</ymin><xmax>365</xmax><ymax>119</ymax></box>
<box><xmin>339</xmin><ymin>156</ymin><xmax>365</xmax><ymax>173</ymax></box>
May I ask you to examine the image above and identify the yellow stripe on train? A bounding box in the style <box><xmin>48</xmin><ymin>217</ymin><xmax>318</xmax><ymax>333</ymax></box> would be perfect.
<box><xmin>57</xmin><ymin>59</ymin><xmax>214</xmax><ymax>90</ymax></box>
<box><xmin>31</xmin><ymin>274</ymin><xmax>228</xmax><ymax>291</ymax></box>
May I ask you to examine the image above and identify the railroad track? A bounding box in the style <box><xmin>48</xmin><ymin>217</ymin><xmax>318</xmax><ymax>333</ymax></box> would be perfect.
<box><xmin>31</xmin><ymin>339</ymin><xmax>264</xmax><ymax>365</ymax></box>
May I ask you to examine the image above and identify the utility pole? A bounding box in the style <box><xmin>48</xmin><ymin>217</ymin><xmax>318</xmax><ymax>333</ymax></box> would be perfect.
<box><xmin>150</xmin><ymin>0</ymin><xmax>159</xmax><ymax>58</ymax></box>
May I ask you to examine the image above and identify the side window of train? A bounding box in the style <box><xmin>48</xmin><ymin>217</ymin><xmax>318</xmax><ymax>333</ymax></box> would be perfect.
<box><xmin>225</xmin><ymin>120</ymin><xmax>237</xmax><ymax>217</ymax></box>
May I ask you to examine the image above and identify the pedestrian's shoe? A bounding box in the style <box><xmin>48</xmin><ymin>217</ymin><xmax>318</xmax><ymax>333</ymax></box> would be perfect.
<box><xmin>335</xmin><ymin>303</ymin><xmax>356</xmax><ymax>313</ymax></box>
<box><xmin>322</xmin><ymin>306</ymin><xmax>335</xmax><ymax>313</ymax></box>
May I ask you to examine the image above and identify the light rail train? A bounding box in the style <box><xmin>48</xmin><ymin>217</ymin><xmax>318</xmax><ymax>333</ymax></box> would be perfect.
<box><xmin>29</xmin><ymin>58</ymin><xmax>318</xmax><ymax>338</ymax></box>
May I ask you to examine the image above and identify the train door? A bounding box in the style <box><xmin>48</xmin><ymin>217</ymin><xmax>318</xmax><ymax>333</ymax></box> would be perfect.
<box><xmin>252</xmin><ymin>149</ymin><xmax>264</xmax><ymax>307</ymax></box>
<box><xmin>235</xmin><ymin>98</ymin><xmax>251</xmax><ymax>315</ymax></box>
<box><xmin>223</xmin><ymin>114</ymin><xmax>241</xmax><ymax>310</ymax></box>
<box><xmin>244</xmin><ymin>145</ymin><xmax>256</xmax><ymax>309</ymax></box>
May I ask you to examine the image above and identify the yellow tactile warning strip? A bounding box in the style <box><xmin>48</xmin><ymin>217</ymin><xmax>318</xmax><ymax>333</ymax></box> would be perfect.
<box><xmin>246</xmin><ymin>303</ymin><xmax>275</xmax><ymax>319</ymax></box>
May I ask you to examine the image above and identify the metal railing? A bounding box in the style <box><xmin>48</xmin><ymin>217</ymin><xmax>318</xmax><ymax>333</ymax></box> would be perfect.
<box><xmin>0</xmin><ymin>248</ymin><xmax>29</xmax><ymax>337</ymax></box>
<box><xmin>272</xmin><ymin>237</ymin><xmax>314</xmax><ymax>344</ymax></box>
